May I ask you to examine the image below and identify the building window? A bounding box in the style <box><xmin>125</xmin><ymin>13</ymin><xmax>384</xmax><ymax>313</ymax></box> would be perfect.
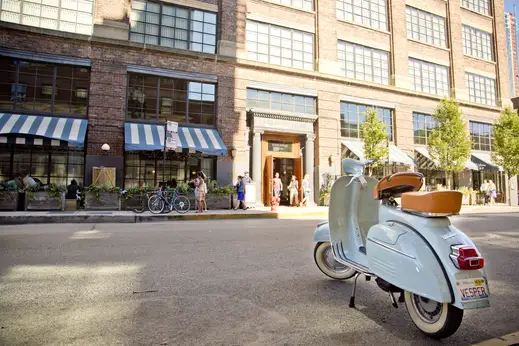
<box><xmin>124</xmin><ymin>152</ymin><xmax>216</xmax><ymax>188</ymax></box>
<box><xmin>269</xmin><ymin>0</ymin><xmax>313</xmax><ymax>11</ymax></box>
<box><xmin>130</xmin><ymin>1</ymin><xmax>217</xmax><ymax>54</ymax></box>
<box><xmin>465</xmin><ymin>72</ymin><xmax>496</xmax><ymax>106</ymax></box>
<box><xmin>336</xmin><ymin>0</ymin><xmax>387</xmax><ymax>31</ymax></box>
<box><xmin>0</xmin><ymin>56</ymin><xmax>90</xmax><ymax>116</ymax></box>
<box><xmin>126</xmin><ymin>73</ymin><xmax>215</xmax><ymax>126</ymax></box>
<box><xmin>338</xmin><ymin>41</ymin><xmax>390</xmax><ymax>85</ymax></box>
<box><xmin>246</xmin><ymin>20</ymin><xmax>314</xmax><ymax>71</ymax></box>
<box><xmin>340</xmin><ymin>102</ymin><xmax>393</xmax><ymax>141</ymax></box>
<box><xmin>413</xmin><ymin>113</ymin><xmax>436</xmax><ymax>145</ymax></box>
<box><xmin>470</xmin><ymin>121</ymin><xmax>494</xmax><ymax>151</ymax></box>
<box><xmin>462</xmin><ymin>25</ymin><xmax>493</xmax><ymax>61</ymax></box>
<box><xmin>246</xmin><ymin>89</ymin><xmax>316</xmax><ymax>114</ymax></box>
<box><xmin>409</xmin><ymin>58</ymin><xmax>449</xmax><ymax>96</ymax></box>
<box><xmin>0</xmin><ymin>145</ymin><xmax>84</xmax><ymax>186</ymax></box>
<box><xmin>406</xmin><ymin>6</ymin><xmax>446</xmax><ymax>47</ymax></box>
<box><xmin>461</xmin><ymin>0</ymin><xmax>490</xmax><ymax>16</ymax></box>
<box><xmin>0</xmin><ymin>0</ymin><xmax>94</xmax><ymax>34</ymax></box>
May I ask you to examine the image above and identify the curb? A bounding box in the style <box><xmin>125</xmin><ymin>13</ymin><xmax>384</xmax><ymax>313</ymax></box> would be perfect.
<box><xmin>472</xmin><ymin>331</ymin><xmax>519</xmax><ymax>345</ymax></box>
<box><xmin>0</xmin><ymin>211</ymin><xmax>329</xmax><ymax>225</ymax></box>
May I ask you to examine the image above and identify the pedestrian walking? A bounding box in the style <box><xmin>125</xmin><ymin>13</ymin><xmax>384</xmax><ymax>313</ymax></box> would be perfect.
<box><xmin>301</xmin><ymin>174</ymin><xmax>311</xmax><ymax>207</ymax></box>
<box><xmin>489</xmin><ymin>180</ymin><xmax>497</xmax><ymax>204</ymax></box>
<box><xmin>273</xmin><ymin>172</ymin><xmax>283</xmax><ymax>198</ymax></box>
<box><xmin>234</xmin><ymin>176</ymin><xmax>246</xmax><ymax>210</ymax></box>
<box><xmin>480</xmin><ymin>180</ymin><xmax>489</xmax><ymax>204</ymax></box>
<box><xmin>288</xmin><ymin>175</ymin><xmax>299</xmax><ymax>207</ymax></box>
<box><xmin>195</xmin><ymin>172</ymin><xmax>207</xmax><ymax>213</ymax></box>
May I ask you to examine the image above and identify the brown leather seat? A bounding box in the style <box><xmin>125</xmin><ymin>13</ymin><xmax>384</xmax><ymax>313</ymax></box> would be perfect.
<box><xmin>373</xmin><ymin>173</ymin><xmax>423</xmax><ymax>200</ymax></box>
<box><xmin>401</xmin><ymin>191</ymin><xmax>462</xmax><ymax>215</ymax></box>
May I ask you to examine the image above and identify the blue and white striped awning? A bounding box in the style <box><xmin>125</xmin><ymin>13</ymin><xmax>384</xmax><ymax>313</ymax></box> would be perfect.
<box><xmin>342</xmin><ymin>140</ymin><xmax>415</xmax><ymax>166</ymax></box>
<box><xmin>0</xmin><ymin>114</ymin><xmax>88</xmax><ymax>147</ymax></box>
<box><xmin>125</xmin><ymin>123</ymin><xmax>228</xmax><ymax>156</ymax></box>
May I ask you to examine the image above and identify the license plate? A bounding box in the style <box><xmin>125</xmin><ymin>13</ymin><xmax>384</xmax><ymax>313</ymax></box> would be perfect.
<box><xmin>457</xmin><ymin>278</ymin><xmax>489</xmax><ymax>302</ymax></box>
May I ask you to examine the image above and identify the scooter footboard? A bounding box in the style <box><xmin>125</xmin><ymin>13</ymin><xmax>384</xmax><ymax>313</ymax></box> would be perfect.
<box><xmin>366</xmin><ymin>222</ymin><xmax>453</xmax><ymax>304</ymax></box>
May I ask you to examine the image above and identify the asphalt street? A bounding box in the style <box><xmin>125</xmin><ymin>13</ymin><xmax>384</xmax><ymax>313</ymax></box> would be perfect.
<box><xmin>0</xmin><ymin>214</ymin><xmax>518</xmax><ymax>346</ymax></box>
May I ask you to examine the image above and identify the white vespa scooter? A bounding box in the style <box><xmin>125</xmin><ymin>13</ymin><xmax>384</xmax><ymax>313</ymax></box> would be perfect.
<box><xmin>313</xmin><ymin>159</ymin><xmax>489</xmax><ymax>339</ymax></box>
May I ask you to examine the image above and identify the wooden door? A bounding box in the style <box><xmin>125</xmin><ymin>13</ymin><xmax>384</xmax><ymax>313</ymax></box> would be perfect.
<box><xmin>294</xmin><ymin>157</ymin><xmax>303</xmax><ymax>204</ymax></box>
<box><xmin>264</xmin><ymin>155</ymin><xmax>273</xmax><ymax>205</ymax></box>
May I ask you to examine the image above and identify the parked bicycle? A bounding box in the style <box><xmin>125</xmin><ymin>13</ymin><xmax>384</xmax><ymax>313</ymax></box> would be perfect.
<box><xmin>148</xmin><ymin>188</ymin><xmax>190</xmax><ymax>214</ymax></box>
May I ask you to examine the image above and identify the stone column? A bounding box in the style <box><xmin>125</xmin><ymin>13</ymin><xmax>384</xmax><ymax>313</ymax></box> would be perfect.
<box><xmin>305</xmin><ymin>134</ymin><xmax>316</xmax><ymax>206</ymax></box>
<box><xmin>252</xmin><ymin>130</ymin><xmax>263</xmax><ymax>206</ymax></box>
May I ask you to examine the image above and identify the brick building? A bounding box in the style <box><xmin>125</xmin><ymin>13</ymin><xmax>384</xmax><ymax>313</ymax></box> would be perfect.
<box><xmin>0</xmin><ymin>0</ymin><xmax>517</xmax><ymax>206</ymax></box>
<box><xmin>505</xmin><ymin>11</ymin><xmax>518</xmax><ymax>97</ymax></box>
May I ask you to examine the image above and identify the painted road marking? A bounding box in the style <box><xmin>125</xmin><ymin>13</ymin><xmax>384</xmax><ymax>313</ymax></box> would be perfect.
<box><xmin>473</xmin><ymin>331</ymin><xmax>519</xmax><ymax>346</ymax></box>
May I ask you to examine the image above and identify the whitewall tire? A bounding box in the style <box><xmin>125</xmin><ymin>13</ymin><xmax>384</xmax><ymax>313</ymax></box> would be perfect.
<box><xmin>404</xmin><ymin>291</ymin><xmax>463</xmax><ymax>339</ymax></box>
<box><xmin>314</xmin><ymin>242</ymin><xmax>357</xmax><ymax>280</ymax></box>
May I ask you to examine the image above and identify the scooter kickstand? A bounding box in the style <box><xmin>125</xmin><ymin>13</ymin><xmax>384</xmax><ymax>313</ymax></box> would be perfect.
<box><xmin>349</xmin><ymin>272</ymin><xmax>361</xmax><ymax>308</ymax></box>
<box><xmin>389</xmin><ymin>291</ymin><xmax>398</xmax><ymax>309</ymax></box>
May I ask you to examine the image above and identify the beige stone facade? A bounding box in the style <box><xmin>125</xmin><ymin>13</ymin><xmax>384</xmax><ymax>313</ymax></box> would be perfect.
<box><xmin>0</xmin><ymin>0</ymin><xmax>516</xmax><ymax>205</ymax></box>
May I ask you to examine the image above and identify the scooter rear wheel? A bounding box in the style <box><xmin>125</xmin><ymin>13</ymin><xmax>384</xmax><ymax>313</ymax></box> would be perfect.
<box><xmin>313</xmin><ymin>242</ymin><xmax>357</xmax><ymax>280</ymax></box>
<box><xmin>404</xmin><ymin>290</ymin><xmax>463</xmax><ymax>339</ymax></box>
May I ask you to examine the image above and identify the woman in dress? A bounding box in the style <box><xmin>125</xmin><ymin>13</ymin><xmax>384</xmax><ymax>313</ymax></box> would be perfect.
<box><xmin>195</xmin><ymin>172</ymin><xmax>207</xmax><ymax>213</ymax></box>
<box><xmin>301</xmin><ymin>174</ymin><xmax>311</xmax><ymax>207</ymax></box>
<box><xmin>288</xmin><ymin>175</ymin><xmax>299</xmax><ymax>207</ymax></box>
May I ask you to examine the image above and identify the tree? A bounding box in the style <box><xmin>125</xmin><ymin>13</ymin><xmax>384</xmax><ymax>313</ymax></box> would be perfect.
<box><xmin>360</xmin><ymin>109</ymin><xmax>389</xmax><ymax>176</ymax></box>
<box><xmin>492</xmin><ymin>106</ymin><xmax>519</xmax><ymax>205</ymax></box>
<box><xmin>428</xmin><ymin>98</ymin><xmax>471</xmax><ymax>189</ymax></box>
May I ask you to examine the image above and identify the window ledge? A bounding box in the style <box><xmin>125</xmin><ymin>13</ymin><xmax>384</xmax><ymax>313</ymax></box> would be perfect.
<box><xmin>460</xmin><ymin>6</ymin><xmax>494</xmax><ymax>20</ymax></box>
<box><xmin>335</xmin><ymin>18</ymin><xmax>391</xmax><ymax>36</ymax></box>
<box><xmin>407</xmin><ymin>38</ymin><xmax>450</xmax><ymax>52</ymax></box>
<box><xmin>125</xmin><ymin>118</ymin><xmax>217</xmax><ymax>128</ymax></box>
<box><xmin>251</xmin><ymin>0</ymin><xmax>315</xmax><ymax>15</ymax></box>
<box><xmin>247</xmin><ymin>107</ymin><xmax>318</xmax><ymax>121</ymax></box>
<box><xmin>463</xmin><ymin>54</ymin><xmax>496</xmax><ymax>65</ymax></box>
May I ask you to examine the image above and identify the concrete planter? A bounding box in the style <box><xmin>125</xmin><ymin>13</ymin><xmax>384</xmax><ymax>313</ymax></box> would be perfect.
<box><xmin>26</xmin><ymin>191</ymin><xmax>64</xmax><ymax>211</ymax></box>
<box><xmin>187</xmin><ymin>193</ymin><xmax>232</xmax><ymax>210</ymax></box>
<box><xmin>320</xmin><ymin>194</ymin><xmax>330</xmax><ymax>206</ymax></box>
<box><xmin>121</xmin><ymin>195</ymin><xmax>144</xmax><ymax>211</ymax></box>
<box><xmin>85</xmin><ymin>192</ymin><xmax>120</xmax><ymax>210</ymax></box>
<box><xmin>0</xmin><ymin>191</ymin><xmax>18</xmax><ymax>211</ymax></box>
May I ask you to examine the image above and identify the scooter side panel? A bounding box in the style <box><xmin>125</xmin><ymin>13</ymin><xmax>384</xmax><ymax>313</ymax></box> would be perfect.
<box><xmin>378</xmin><ymin>206</ymin><xmax>490</xmax><ymax>309</ymax></box>
<box><xmin>313</xmin><ymin>222</ymin><xmax>330</xmax><ymax>243</ymax></box>
<box><xmin>367</xmin><ymin>222</ymin><xmax>452</xmax><ymax>303</ymax></box>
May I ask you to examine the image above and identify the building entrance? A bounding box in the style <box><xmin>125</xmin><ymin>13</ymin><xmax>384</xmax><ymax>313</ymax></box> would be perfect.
<box><xmin>273</xmin><ymin>158</ymin><xmax>294</xmax><ymax>206</ymax></box>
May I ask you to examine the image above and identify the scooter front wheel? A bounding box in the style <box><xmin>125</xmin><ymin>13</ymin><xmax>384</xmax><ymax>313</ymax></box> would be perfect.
<box><xmin>313</xmin><ymin>242</ymin><xmax>357</xmax><ymax>280</ymax></box>
<box><xmin>404</xmin><ymin>291</ymin><xmax>463</xmax><ymax>339</ymax></box>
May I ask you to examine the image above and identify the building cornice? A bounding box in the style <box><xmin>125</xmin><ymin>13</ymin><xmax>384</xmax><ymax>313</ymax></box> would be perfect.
<box><xmin>248</xmin><ymin>108</ymin><xmax>317</xmax><ymax>123</ymax></box>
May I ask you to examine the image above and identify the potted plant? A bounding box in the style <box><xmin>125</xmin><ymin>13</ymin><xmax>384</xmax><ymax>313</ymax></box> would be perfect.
<box><xmin>458</xmin><ymin>187</ymin><xmax>470</xmax><ymax>205</ymax></box>
<box><xmin>121</xmin><ymin>186</ymin><xmax>150</xmax><ymax>211</ymax></box>
<box><xmin>319</xmin><ymin>173</ymin><xmax>334</xmax><ymax>206</ymax></box>
<box><xmin>207</xmin><ymin>183</ymin><xmax>234</xmax><ymax>209</ymax></box>
<box><xmin>25</xmin><ymin>183</ymin><xmax>66</xmax><ymax>211</ymax></box>
<box><xmin>0</xmin><ymin>181</ymin><xmax>19</xmax><ymax>211</ymax></box>
<box><xmin>85</xmin><ymin>185</ymin><xmax>121</xmax><ymax>210</ymax></box>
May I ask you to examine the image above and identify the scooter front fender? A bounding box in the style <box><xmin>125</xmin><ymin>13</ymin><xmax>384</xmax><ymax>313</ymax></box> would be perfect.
<box><xmin>313</xmin><ymin>221</ymin><xmax>330</xmax><ymax>243</ymax></box>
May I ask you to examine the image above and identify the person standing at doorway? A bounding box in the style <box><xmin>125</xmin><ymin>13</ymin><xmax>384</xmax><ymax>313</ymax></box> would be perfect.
<box><xmin>273</xmin><ymin>172</ymin><xmax>283</xmax><ymax>198</ymax></box>
<box><xmin>301</xmin><ymin>174</ymin><xmax>311</xmax><ymax>207</ymax></box>
<box><xmin>480</xmin><ymin>180</ymin><xmax>489</xmax><ymax>205</ymax></box>
<box><xmin>288</xmin><ymin>175</ymin><xmax>299</xmax><ymax>207</ymax></box>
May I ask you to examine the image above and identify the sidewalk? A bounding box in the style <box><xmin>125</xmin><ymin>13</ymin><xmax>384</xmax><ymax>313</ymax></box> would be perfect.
<box><xmin>0</xmin><ymin>205</ymin><xmax>516</xmax><ymax>225</ymax></box>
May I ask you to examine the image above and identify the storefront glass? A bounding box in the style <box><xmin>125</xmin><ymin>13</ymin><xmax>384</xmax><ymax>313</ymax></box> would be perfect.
<box><xmin>0</xmin><ymin>145</ymin><xmax>85</xmax><ymax>186</ymax></box>
<box><xmin>124</xmin><ymin>152</ymin><xmax>216</xmax><ymax>188</ymax></box>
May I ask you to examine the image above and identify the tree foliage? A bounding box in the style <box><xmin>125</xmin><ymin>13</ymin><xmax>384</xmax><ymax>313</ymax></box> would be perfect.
<box><xmin>492</xmin><ymin>106</ymin><xmax>519</xmax><ymax>177</ymax></box>
<box><xmin>360</xmin><ymin>109</ymin><xmax>389</xmax><ymax>176</ymax></box>
<box><xmin>428</xmin><ymin>98</ymin><xmax>471</xmax><ymax>174</ymax></box>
